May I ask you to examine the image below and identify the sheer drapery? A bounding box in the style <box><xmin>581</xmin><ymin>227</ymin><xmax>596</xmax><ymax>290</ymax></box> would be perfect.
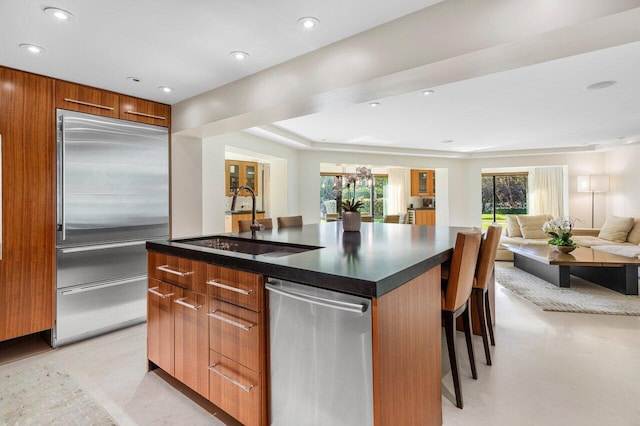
<box><xmin>385</xmin><ymin>169</ymin><xmax>410</xmax><ymax>216</ymax></box>
<box><xmin>529</xmin><ymin>166</ymin><xmax>563</xmax><ymax>217</ymax></box>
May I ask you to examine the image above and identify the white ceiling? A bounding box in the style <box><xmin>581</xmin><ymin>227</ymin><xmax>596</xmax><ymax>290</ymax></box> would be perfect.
<box><xmin>0</xmin><ymin>0</ymin><xmax>442</xmax><ymax>104</ymax></box>
<box><xmin>3</xmin><ymin>1</ymin><xmax>639</xmax><ymax>156</ymax></box>
<box><xmin>274</xmin><ymin>40</ymin><xmax>640</xmax><ymax>154</ymax></box>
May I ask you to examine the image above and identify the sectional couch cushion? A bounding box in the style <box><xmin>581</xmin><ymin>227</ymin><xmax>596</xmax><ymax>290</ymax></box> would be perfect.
<box><xmin>592</xmin><ymin>245</ymin><xmax>640</xmax><ymax>259</ymax></box>
<box><xmin>505</xmin><ymin>215</ymin><xmax>522</xmax><ymax>238</ymax></box>
<box><xmin>571</xmin><ymin>235</ymin><xmax>636</xmax><ymax>247</ymax></box>
<box><xmin>597</xmin><ymin>216</ymin><xmax>635</xmax><ymax>243</ymax></box>
<box><xmin>625</xmin><ymin>218</ymin><xmax>640</xmax><ymax>244</ymax></box>
<box><xmin>516</xmin><ymin>215</ymin><xmax>551</xmax><ymax>239</ymax></box>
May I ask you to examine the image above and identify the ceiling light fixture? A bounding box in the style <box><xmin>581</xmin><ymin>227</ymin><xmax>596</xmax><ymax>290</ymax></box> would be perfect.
<box><xmin>19</xmin><ymin>43</ymin><xmax>45</xmax><ymax>54</ymax></box>
<box><xmin>159</xmin><ymin>86</ymin><xmax>174</xmax><ymax>93</ymax></box>
<box><xmin>44</xmin><ymin>7</ymin><xmax>74</xmax><ymax>20</ymax></box>
<box><xmin>422</xmin><ymin>89</ymin><xmax>435</xmax><ymax>96</ymax></box>
<box><xmin>230</xmin><ymin>51</ymin><xmax>249</xmax><ymax>60</ymax></box>
<box><xmin>369</xmin><ymin>102</ymin><xmax>380</xmax><ymax>107</ymax></box>
<box><xmin>297</xmin><ymin>17</ymin><xmax>320</xmax><ymax>30</ymax></box>
<box><xmin>586</xmin><ymin>80</ymin><xmax>617</xmax><ymax>90</ymax></box>
<box><xmin>126</xmin><ymin>76</ymin><xmax>142</xmax><ymax>83</ymax></box>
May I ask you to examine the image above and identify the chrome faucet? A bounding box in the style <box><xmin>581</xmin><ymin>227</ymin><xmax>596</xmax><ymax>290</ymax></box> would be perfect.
<box><xmin>230</xmin><ymin>186</ymin><xmax>262</xmax><ymax>238</ymax></box>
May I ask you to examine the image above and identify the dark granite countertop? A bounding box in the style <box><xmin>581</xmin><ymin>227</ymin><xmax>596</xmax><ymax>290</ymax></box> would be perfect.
<box><xmin>147</xmin><ymin>223</ymin><xmax>471</xmax><ymax>298</ymax></box>
<box><xmin>225</xmin><ymin>210</ymin><xmax>266</xmax><ymax>215</ymax></box>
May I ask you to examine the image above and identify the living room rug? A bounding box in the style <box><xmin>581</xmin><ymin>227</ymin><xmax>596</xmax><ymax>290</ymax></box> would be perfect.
<box><xmin>0</xmin><ymin>362</ymin><xmax>116</xmax><ymax>425</ymax></box>
<box><xmin>495</xmin><ymin>263</ymin><xmax>640</xmax><ymax>315</ymax></box>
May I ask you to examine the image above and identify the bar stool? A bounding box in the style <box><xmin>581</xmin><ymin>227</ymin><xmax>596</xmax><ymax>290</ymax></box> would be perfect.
<box><xmin>238</xmin><ymin>218</ymin><xmax>273</xmax><ymax>232</ymax></box>
<box><xmin>473</xmin><ymin>224</ymin><xmax>502</xmax><ymax>365</ymax></box>
<box><xmin>277</xmin><ymin>215</ymin><xmax>303</xmax><ymax>228</ymax></box>
<box><xmin>441</xmin><ymin>230</ymin><xmax>482</xmax><ymax>409</ymax></box>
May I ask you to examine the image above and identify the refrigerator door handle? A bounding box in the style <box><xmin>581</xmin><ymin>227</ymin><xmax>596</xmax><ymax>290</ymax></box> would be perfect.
<box><xmin>265</xmin><ymin>280</ymin><xmax>368</xmax><ymax>313</ymax></box>
<box><xmin>60</xmin><ymin>240</ymin><xmax>147</xmax><ymax>254</ymax></box>
<box><xmin>60</xmin><ymin>274</ymin><xmax>147</xmax><ymax>296</ymax></box>
<box><xmin>57</xmin><ymin>115</ymin><xmax>67</xmax><ymax>241</ymax></box>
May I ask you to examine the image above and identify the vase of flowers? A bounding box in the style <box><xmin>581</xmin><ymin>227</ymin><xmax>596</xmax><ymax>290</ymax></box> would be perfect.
<box><xmin>341</xmin><ymin>198</ymin><xmax>363</xmax><ymax>232</ymax></box>
<box><xmin>542</xmin><ymin>216</ymin><xmax>579</xmax><ymax>253</ymax></box>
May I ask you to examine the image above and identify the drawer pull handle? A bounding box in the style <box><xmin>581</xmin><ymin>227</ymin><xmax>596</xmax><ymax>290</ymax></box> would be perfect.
<box><xmin>63</xmin><ymin>98</ymin><xmax>115</xmax><ymax>111</ymax></box>
<box><xmin>208</xmin><ymin>363</ymin><xmax>254</xmax><ymax>393</ymax></box>
<box><xmin>206</xmin><ymin>280</ymin><xmax>252</xmax><ymax>295</ymax></box>
<box><xmin>157</xmin><ymin>265</ymin><xmax>194</xmax><ymax>277</ymax></box>
<box><xmin>207</xmin><ymin>310</ymin><xmax>254</xmax><ymax>331</ymax></box>
<box><xmin>124</xmin><ymin>110</ymin><xmax>166</xmax><ymax>120</ymax></box>
<box><xmin>148</xmin><ymin>287</ymin><xmax>174</xmax><ymax>299</ymax></box>
<box><xmin>174</xmin><ymin>297</ymin><xmax>202</xmax><ymax>310</ymax></box>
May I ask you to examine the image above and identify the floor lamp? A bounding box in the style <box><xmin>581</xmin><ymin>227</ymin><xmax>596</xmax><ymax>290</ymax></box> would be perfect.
<box><xmin>577</xmin><ymin>175</ymin><xmax>609</xmax><ymax>228</ymax></box>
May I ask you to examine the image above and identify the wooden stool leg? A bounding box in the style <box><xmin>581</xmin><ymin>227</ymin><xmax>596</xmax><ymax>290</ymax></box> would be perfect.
<box><xmin>444</xmin><ymin>312</ymin><xmax>463</xmax><ymax>409</ymax></box>
<box><xmin>485</xmin><ymin>290</ymin><xmax>495</xmax><ymax>346</ymax></box>
<box><xmin>475</xmin><ymin>288</ymin><xmax>492</xmax><ymax>366</ymax></box>
<box><xmin>462</xmin><ymin>301</ymin><xmax>478</xmax><ymax>380</ymax></box>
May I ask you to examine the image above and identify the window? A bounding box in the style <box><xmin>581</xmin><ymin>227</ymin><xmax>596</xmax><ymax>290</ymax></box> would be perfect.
<box><xmin>320</xmin><ymin>174</ymin><xmax>388</xmax><ymax>222</ymax></box>
<box><xmin>482</xmin><ymin>173</ymin><xmax>528</xmax><ymax>229</ymax></box>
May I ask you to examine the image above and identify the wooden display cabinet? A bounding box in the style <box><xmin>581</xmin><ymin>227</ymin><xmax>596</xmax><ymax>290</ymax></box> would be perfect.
<box><xmin>226</xmin><ymin>160</ymin><xmax>259</xmax><ymax>196</ymax></box>
<box><xmin>411</xmin><ymin>169</ymin><xmax>435</xmax><ymax>196</ymax></box>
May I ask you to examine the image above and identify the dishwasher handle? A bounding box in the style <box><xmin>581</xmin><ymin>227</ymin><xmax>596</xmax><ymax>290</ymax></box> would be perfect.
<box><xmin>265</xmin><ymin>280</ymin><xmax>368</xmax><ymax>314</ymax></box>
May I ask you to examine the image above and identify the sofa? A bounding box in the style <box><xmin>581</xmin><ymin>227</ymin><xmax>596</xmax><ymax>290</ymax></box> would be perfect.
<box><xmin>497</xmin><ymin>215</ymin><xmax>640</xmax><ymax>261</ymax></box>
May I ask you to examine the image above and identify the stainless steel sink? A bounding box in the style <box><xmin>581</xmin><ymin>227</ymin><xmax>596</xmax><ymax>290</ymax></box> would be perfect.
<box><xmin>174</xmin><ymin>236</ymin><xmax>321</xmax><ymax>257</ymax></box>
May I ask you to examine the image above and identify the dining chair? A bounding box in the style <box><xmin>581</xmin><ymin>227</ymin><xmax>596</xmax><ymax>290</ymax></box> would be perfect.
<box><xmin>238</xmin><ymin>218</ymin><xmax>273</xmax><ymax>232</ymax></box>
<box><xmin>277</xmin><ymin>215</ymin><xmax>303</xmax><ymax>228</ymax></box>
<box><xmin>361</xmin><ymin>215</ymin><xmax>373</xmax><ymax>223</ymax></box>
<box><xmin>473</xmin><ymin>224</ymin><xmax>502</xmax><ymax>366</ymax></box>
<box><xmin>441</xmin><ymin>229</ymin><xmax>482</xmax><ymax>409</ymax></box>
<box><xmin>325</xmin><ymin>213</ymin><xmax>340</xmax><ymax>221</ymax></box>
<box><xmin>383</xmin><ymin>214</ymin><xmax>400</xmax><ymax>223</ymax></box>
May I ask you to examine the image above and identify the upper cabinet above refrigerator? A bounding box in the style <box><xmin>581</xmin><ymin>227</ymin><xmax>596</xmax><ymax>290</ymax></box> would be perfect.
<box><xmin>54</xmin><ymin>80</ymin><xmax>170</xmax><ymax>127</ymax></box>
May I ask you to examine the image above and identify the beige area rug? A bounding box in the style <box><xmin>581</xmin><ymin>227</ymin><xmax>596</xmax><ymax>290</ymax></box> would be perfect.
<box><xmin>0</xmin><ymin>362</ymin><xmax>116</xmax><ymax>425</ymax></box>
<box><xmin>495</xmin><ymin>263</ymin><xmax>640</xmax><ymax>315</ymax></box>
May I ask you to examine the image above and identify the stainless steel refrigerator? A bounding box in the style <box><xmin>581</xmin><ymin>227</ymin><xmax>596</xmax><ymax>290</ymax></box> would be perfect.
<box><xmin>54</xmin><ymin>109</ymin><xmax>169</xmax><ymax>347</ymax></box>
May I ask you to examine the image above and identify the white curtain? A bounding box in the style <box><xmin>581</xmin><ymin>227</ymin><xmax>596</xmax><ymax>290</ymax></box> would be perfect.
<box><xmin>529</xmin><ymin>166</ymin><xmax>563</xmax><ymax>217</ymax></box>
<box><xmin>385</xmin><ymin>169</ymin><xmax>410</xmax><ymax>215</ymax></box>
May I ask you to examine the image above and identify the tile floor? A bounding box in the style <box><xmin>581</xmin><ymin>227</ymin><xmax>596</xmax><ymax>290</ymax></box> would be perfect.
<box><xmin>1</xmin><ymin>272</ymin><xmax>639</xmax><ymax>425</ymax></box>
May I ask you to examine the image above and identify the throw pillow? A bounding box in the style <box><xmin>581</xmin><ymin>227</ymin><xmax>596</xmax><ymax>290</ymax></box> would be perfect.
<box><xmin>505</xmin><ymin>215</ymin><xmax>522</xmax><ymax>238</ymax></box>
<box><xmin>598</xmin><ymin>216</ymin><xmax>635</xmax><ymax>242</ymax></box>
<box><xmin>517</xmin><ymin>215</ymin><xmax>550</xmax><ymax>239</ymax></box>
<box><xmin>625</xmin><ymin>218</ymin><xmax>640</xmax><ymax>244</ymax></box>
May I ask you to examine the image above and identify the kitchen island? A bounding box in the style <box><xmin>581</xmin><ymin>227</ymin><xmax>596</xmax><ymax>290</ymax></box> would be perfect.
<box><xmin>147</xmin><ymin>223</ymin><xmax>471</xmax><ymax>426</ymax></box>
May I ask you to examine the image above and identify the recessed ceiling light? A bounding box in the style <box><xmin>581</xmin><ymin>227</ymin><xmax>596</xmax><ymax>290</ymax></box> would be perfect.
<box><xmin>44</xmin><ymin>7</ymin><xmax>74</xmax><ymax>21</ymax></box>
<box><xmin>19</xmin><ymin>43</ymin><xmax>45</xmax><ymax>54</ymax></box>
<box><xmin>127</xmin><ymin>76</ymin><xmax>142</xmax><ymax>83</ymax></box>
<box><xmin>422</xmin><ymin>89</ymin><xmax>435</xmax><ymax>96</ymax></box>
<box><xmin>159</xmin><ymin>86</ymin><xmax>174</xmax><ymax>93</ymax></box>
<box><xmin>230</xmin><ymin>51</ymin><xmax>249</xmax><ymax>61</ymax></box>
<box><xmin>441</xmin><ymin>140</ymin><xmax>454</xmax><ymax>144</ymax></box>
<box><xmin>586</xmin><ymin>80</ymin><xmax>617</xmax><ymax>90</ymax></box>
<box><xmin>297</xmin><ymin>17</ymin><xmax>320</xmax><ymax>30</ymax></box>
<box><xmin>369</xmin><ymin>102</ymin><xmax>380</xmax><ymax>107</ymax></box>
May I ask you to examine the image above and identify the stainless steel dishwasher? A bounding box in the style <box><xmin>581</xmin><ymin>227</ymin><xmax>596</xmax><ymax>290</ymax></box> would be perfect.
<box><xmin>266</xmin><ymin>278</ymin><xmax>373</xmax><ymax>426</ymax></box>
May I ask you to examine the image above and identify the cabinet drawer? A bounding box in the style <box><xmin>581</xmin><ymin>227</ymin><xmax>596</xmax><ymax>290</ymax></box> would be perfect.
<box><xmin>55</xmin><ymin>80</ymin><xmax>119</xmax><ymax>118</ymax></box>
<box><xmin>147</xmin><ymin>279</ymin><xmax>175</xmax><ymax>376</ymax></box>
<box><xmin>208</xmin><ymin>299</ymin><xmax>264</xmax><ymax>372</ymax></box>
<box><xmin>209</xmin><ymin>351</ymin><xmax>263</xmax><ymax>426</ymax></box>
<box><xmin>206</xmin><ymin>265</ymin><xmax>264</xmax><ymax>312</ymax></box>
<box><xmin>148</xmin><ymin>251</ymin><xmax>206</xmax><ymax>293</ymax></box>
<box><xmin>119</xmin><ymin>95</ymin><xmax>170</xmax><ymax>127</ymax></box>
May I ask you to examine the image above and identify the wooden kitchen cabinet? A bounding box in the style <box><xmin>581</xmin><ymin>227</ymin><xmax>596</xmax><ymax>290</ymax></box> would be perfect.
<box><xmin>411</xmin><ymin>169</ymin><xmax>435</xmax><ymax>196</ymax></box>
<box><xmin>226</xmin><ymin>160</ymin><xmax>259</xmax><ymax>196</ymax></box>
<box><xmin>119</xmin><ymin>95</ymin><xmax>171</xmax><ymax>127</ymax></box>
<box><xmin>174</xmin><ymin>287</ymin><xmax>210</xmax><ymax>399</ymax></box>
<box><xmin>0</xmin><ymin>67</ymin><xmax>55</xmax><ymax>342</ymax></box>
<box><xmin>54</xmin><ymin>80</ymin><xmax>120</xmax><ymax>118</ymax></box>
<box><xmin>55</xmin><ymin>81</ymin><xmax>171</xmax><ymax>127</ymax></box>
<box><xmin>206</xmin><ymin>264</ymin><xmax>265</xmax><ymax>312</ymax></box>
<box><xmin>415</xmin><ymin>209</ymin><xmax>436</xmax><ymax>226</ymax></box>
<box><xmin>147</xmin><ymin>279</ymin><xmax>176</xmax><ymax>375</ymax></box>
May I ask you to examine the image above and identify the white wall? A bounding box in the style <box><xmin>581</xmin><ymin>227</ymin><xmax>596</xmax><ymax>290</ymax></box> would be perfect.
<box><xmin>605</xmin><ymin>144</ymin><xmax>640</xmax><ymax>217</ymax></box>
<box><xmin>171</xmin><ymin>135</ymin><xmax>203</xmax><ymax>238</ymax></box>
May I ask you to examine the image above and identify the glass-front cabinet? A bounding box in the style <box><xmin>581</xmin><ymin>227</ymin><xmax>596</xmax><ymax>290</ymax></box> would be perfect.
<box><xmin>225</xmin><ymin>160</ymin><xmax>259</xmax><ymax>196</ymax></box>
<box><xmin>411</xmin><ymin>169</ymin><xmax>435</xmax><ymax>196</ymax></box>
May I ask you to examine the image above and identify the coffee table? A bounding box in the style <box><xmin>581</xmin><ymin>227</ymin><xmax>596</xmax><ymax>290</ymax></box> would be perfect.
<box><xmin>502</xmin><ymin>244</ymin><xmax>640</xmax><ymax>295</ymax></box>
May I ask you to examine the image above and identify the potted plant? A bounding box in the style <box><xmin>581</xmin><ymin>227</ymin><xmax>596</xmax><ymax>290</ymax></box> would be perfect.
<box><xmin>341</xmin><ymin>198</ymin><xmax>364</xmax><ymax>232</ymax></box>
<box><xmin>542</xmin><ymin>216</ymin><xmax>579</xmax><ymax>253</ymax></box>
